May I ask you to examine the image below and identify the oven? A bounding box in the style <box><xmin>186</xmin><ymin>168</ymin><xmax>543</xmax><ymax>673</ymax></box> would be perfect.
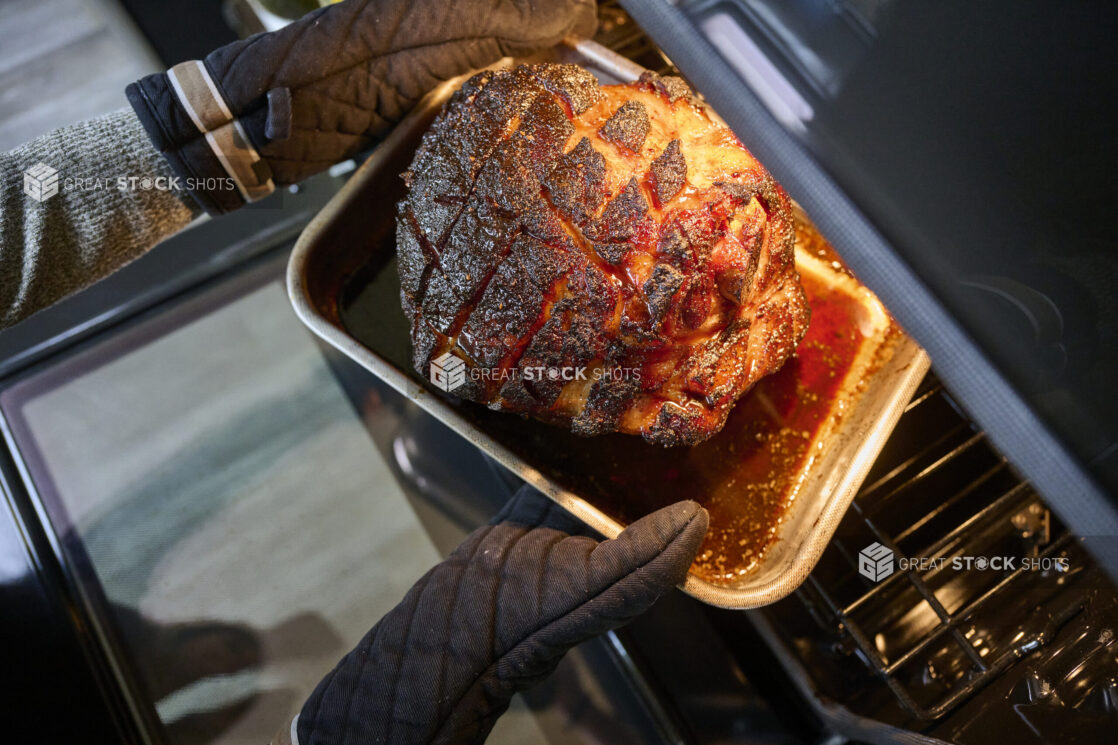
<box><xmin>1</xmin><ymin>2</ymin><xmax>1115</xmax><ymax>744</ymax></box>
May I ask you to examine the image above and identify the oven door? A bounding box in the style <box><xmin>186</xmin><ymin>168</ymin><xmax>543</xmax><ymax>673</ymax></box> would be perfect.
<box><xmin>620</xmin><ymin>0</ymin><xmax>1118</xmax><ymax>576</ymax></box>
<box><xmin>0</xmin><ymin>191</ymin><xmax>689</xmax><ymax>745</ymax></box>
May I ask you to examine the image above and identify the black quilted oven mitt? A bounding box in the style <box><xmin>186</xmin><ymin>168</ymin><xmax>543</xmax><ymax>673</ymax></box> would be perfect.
<box><xmin>292</xmin><ymin>485</ymin><xmax>707</xmax><ymax>745</ymax></box>
<box><xmin>126</xmin><ymin>0</ymin><xmax>597</xmax><ymax>215</ymax></box>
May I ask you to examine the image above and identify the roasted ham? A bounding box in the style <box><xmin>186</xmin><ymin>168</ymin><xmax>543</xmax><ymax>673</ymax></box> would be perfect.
<box><xmin>397</xmin><ymin>64</ymin><xmax>809</xmax><ymax>446</ymax></box>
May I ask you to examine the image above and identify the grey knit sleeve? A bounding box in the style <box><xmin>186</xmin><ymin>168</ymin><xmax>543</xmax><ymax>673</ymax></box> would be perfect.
<box><xmin>0</xmin><ymin>109</ymin><xmax>201</xmax><ymax>330</ymax></box>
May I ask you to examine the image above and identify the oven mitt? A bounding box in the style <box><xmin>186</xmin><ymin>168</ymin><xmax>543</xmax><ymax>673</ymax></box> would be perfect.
<box><xmin>125</xmin><ymin>0</ymin><xmax>597</xmax><ymax>215</ymax></box>
<box><xmin>290</xmin><ymin>484</ymin><xmax>707</xmax><ymax>745</ymax></box>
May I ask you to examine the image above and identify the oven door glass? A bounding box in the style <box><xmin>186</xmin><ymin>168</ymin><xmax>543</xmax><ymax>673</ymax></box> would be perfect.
<box><xmin>0</xmin><ymin>252</ymin><xmax>663</xmax><ymax>745</ymax></box>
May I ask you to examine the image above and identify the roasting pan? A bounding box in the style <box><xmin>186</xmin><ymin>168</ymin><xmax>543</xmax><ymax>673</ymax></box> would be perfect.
<box><xmin>287</xmin><ymin>40</ymin><xmax>930</xmax><ymax>608</ymax></box>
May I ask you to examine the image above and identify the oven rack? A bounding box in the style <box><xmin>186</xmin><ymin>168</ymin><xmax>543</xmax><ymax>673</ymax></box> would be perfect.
<box><xmin>784</xmin><ymin>376</ymin><xmax>1092</xmax><ymax>723</ymax></box>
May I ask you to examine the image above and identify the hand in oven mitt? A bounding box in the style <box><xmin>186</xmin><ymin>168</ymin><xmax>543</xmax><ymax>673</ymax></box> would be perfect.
<box><xmin>288</xmin><ymin>484</ymin><xmax>707</xmax><ymax>745</ymax></box>
<box><xmin>126</xmin><ymin>0</ymin><xmax>598</xmax><ymax>215</ymax></box>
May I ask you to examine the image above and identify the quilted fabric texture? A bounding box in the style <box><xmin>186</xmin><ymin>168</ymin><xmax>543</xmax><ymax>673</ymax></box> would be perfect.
<box><xmin>127</xmin><ymin>0</ymin><xmax>598</xmax><ymax>214</ymax></box>
<box><xmin>296</xmin><ymin>485</ymin><xmax>707</xmax><ymax>744</ymax></box>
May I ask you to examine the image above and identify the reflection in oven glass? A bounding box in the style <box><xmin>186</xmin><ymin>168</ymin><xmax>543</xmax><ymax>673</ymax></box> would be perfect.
<box><xmin>2</xmin><ymin>281</ymin><xmax>558</xmax><ymax>744</ymax></box>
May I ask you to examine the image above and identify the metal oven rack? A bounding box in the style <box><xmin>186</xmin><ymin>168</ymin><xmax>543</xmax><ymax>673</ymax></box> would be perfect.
<box><xmin>816</xmin><ymin>507</ymin><xmax>1076</xmax><ymax>722</ymax></box>
<box><xmin>805</xmin><ymin>407</ymin><xmax>1076</xmax><ymax>721</ymax></box>
<box><xmin>596</xmin><ymin>0</ymin><xmax>678</xmax><ymax>76</ymax></box>
<box><xmin>736</xmin><ymin>375</ymin><xmax>1117</xmax><ymax>743</ymax></box>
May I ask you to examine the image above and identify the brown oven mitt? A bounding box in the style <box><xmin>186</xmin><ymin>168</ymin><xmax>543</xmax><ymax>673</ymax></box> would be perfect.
<box><xmin>291</xmin><ymin>484</ymin><xmax>707</xmax><ymax>745</ymax></box>
<box><xmin>125</xmin><ymin>0</ymin><xmax>597</xmax><ymax>215</ymax></box>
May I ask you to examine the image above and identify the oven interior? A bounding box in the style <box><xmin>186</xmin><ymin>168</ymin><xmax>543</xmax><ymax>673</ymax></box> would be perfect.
<box><xmin>719</xmin><ymin>374</ymin><xmax>1118</xmax><ymax>744</ymax></box>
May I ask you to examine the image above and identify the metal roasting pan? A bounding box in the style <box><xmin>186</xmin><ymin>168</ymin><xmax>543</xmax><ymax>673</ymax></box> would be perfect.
<box><xmin>287</xmin><ymin>40</ymin><xmax>930</xmax><ymax>608</ymax></box>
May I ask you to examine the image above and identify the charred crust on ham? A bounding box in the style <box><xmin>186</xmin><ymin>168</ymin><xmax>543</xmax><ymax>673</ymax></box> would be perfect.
<box><xmin>508</xmin><ymin>233</ymin><xmax>575</xmax><ymax>289</ymax></box>
<box><xmin>515</xmin><ymin>95</ymin><xmax>574</xmax><ymax>178</ymax></box>
<box><xmin>572</xmin><ymin>378</ymin><xmax>641</xmax><ymax>437</ymax></box>
<box><xmin>714</xmin><ymin>180</ymin><xmax>759</xmax><ymax>203</ymax></box>
<box><xmin>459</xmin><ymin>253</ymin><xmax>544</xmax><ymax>369</ymax></box>
<box><xmin>542</xmin><ymin>137</ymin><xmax>607</xmax><ymax>225</ymax></box>
<box><xmin>438</xmin><ymin>196</ymin><xmax>515</xmax><ymax>300</ymax></box>
<box><xmin>643</xmin><ymin>263</ymin><xmax>685</xmax><ymax>324</ymax></box>
<box><xmin>411</xmin><ymin>318</ymin><xmax>440</xmax><ymax>371</ymax></box>
<box><xmin>598</xmin><ymin>100</ymin><xmax>650</xmax><ymax>152</ymax></box>
<box><xmin>638</xmin><ymin>71</ymin><xmax>695</xmax><ymax>103</ymax></box>
<box><xmin>585</xmin><ymin>177</ymin><xmax>649</xmax><ymax>265</ymax></box>
<box><xmin>501</xmin><ymin>315</ymin><xmax>567</xmax><ymax>406</ymax></box>
<box><xmin>535</xmin><ymin>63</ymin><xmax>602</xmax><ymax>115</ymax></box>
<box><xmin>420</xmin><ymin>269</ymin><xmax>465</xmax><ymax>335</ymax></box>
<box><xmin>650</xmin><ymin>139</ymin><xmax>687</xmax><ymax>205</ymax></box>
<box><xmin>395</xmin><ymin>203</ymin><xmax>427</xmax><ymax>303</ymax></box>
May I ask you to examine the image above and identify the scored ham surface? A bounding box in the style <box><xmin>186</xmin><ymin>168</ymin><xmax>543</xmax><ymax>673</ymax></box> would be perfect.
<box><xmin>397</xmin><ymin>63</ymin><xmax>809</xmax><ymax>446</ymax></box>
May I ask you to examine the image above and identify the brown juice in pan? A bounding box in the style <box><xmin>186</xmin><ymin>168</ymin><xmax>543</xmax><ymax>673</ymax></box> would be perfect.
<box><xmin>339</xmin><ymin>219</ymin><xmax>873</xmax><ymax>584</ymax></box>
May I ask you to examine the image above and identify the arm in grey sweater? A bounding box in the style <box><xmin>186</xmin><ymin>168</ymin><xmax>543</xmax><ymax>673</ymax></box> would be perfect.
<box><xmin>0</xmin><ymin>109</ymin><xmax>200</xmax><ymax>330</ymax></box>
